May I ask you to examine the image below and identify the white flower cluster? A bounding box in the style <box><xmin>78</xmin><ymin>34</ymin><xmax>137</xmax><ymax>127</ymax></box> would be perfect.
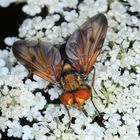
<box><xmin>128</xmin><ymin>0</ymin><xmax>140</xmax><ymax>13</ymax></box>
<box><xmin>0</xmin><ymin>0</ymin><xmax>140</xmax><ymax>139</ymax></box>
<box><xmin>4</xmin><ymin>0</ymin><xmax>107</xmax><ymax>45</ymax></box>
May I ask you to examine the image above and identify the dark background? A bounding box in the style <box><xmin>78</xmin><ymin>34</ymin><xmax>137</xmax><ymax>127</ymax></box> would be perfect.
<box><xmin>0</xmin><ymin>4</ymin><xmax>26</xmax><ymax>49</ymax></box>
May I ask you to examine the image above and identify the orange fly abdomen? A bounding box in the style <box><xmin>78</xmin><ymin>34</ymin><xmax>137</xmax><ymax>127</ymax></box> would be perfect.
<box><xmin>60</xmin><ymin>88</ymin><xmax>91</xmax><ymax>107</ymax></box>
<box><xmin>74</xmin><ymin>89</ymin><xmax>91</xmax><ymax>105</ymax></box>
<box><xmin>60</xmin><ymin>93</ymin><xmax>74</xmax><ymax>106</ymax></box>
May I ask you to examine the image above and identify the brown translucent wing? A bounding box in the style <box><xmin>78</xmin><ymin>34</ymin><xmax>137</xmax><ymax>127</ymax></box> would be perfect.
<box><xmin>12</xmin><ymin>40</ymin><xmax>63</xmax><ymax>84</ymax></box>
<box><xmin>66</xmin><ymin>14</ymin><xmax>108</xmax><ymax>75</ymax></box>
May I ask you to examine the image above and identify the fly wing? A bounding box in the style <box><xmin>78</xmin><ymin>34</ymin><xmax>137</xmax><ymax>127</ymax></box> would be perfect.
<box><xmin>66</xmin><ymin>14</ymin><xmax>108</xmax><ymax>75</ymax></box>
<box><xmin>12</xmin><ymin>40</ymin><xmax>63</xmax><ymax>84</ymax></box>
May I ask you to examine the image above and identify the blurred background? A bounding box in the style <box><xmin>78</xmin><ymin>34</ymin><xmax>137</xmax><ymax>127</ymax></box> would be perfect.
<box><xmin>0</xmin><ymin>4</ymin><xmax>26</xmax><ymax>49</ymax></box>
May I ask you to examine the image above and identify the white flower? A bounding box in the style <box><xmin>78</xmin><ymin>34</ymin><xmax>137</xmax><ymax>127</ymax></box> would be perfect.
<box><xmin>104</xmin><ymin>107</ymin><xmax>117</xmax><ymax>120</ymax></box>
<box><xmin>122</xmin><ymin>40</ymin><xmax>130</xmax><ymax>49</ymax></box>
<box><xmin>135</xmin><ymin>54</ymin><xmax>140</xmax><ymax>65</ymax></box>
<box><xmin>4</xmin><ymin>37</ymin><xmax>18</xmax><ymax>46</ymax></box>
<box><xmin>23</xmin><ymin>4</ymin><xmax>41</xmax><ymax>16</ymax></box>
<box><xmin>18</xmin><ymin>89</ymin><xmax>35</xmax><ymax>107</ymax></box>
<box><xmin>110</xmin><ymin>1</ymin><xmax>126</xmax><ymax>14</ymax></box>
<box><xmin>44</xmin><ymin>20</ymin><xmax>54</xmax><ymax>30</ymax></box>
<box><xmin>0</xmin><ymin>117</ymin><xmax>8</xmax><ymax>132</ymax></box>
<box><xmin>85</xmin><ymin>123</ymin><xmax>105</xmax><ymax>140</ymax></box>
<box><xmin>60</xmin><ymin>22</ymin><xmax>71</xmax><ymax>38</ymax></box>
<box><xmin>94</xmin><ymin>0</ymin><xmax>108</xmax><ymax>13</ymax></box>
<box><xmin>64</xmin><ymin>10</ymin><xmax>78</xmax><ymax>22</ymax></box>
<box><xmin>22</xmin><ymin>125</ymin><xmax>34</xmax><ymax>140</ymax></box>
<box><xmin>67</xmin><ymin>22</ymin><xmax>78</xmax><ymax>34</ymax></box>
<box><xmin>118</xmin><ymin>125</ymin><xmax>139</xmax><ymax>140</ymax></box>
<box><xmin>0</xmin><ymin>88</ymin><xmax>24</xmax><ymax>118</ymax></box>
<box><xmin>128</xmin><ymin>0</ymin><xmax>140</xmax><ymax>13</ymax></box>
<box><xmin>105</xmin><ymin>60</ymin><xmax>121</xmax><ymax>82</ymax></box>
<box><xmin>0</xmin><ymin>0</ymin><xmax>13</xmax><ymax>7</ymax></box>
<box><xmin>23</xmin><ymin>123</ymin><xmax>49</xmax><ymax>140</ymax></box>
<box><xmin>0</xmin><ymin>50</ymin><xmax>10</xmax><ymax>77</ymax></box>
<box><xmin>104</xmin><ymin>132</ymin><xmax>119</xmax><ymax>140</ymax></box>
<box><xmin>122</xmin><ymin>114</ymin><xmax>139</xmax><ymax>128</ymax></box>
<box><xmin>104</xmin><ymin>115</ymin><xmax>121</xmax><ymax>134</ymax></box>
<box><xmin>0</xmin><ymin>59</ymin><xmax>9</xmax><ymax>76</ymax></box>
<box><xmin>61</xmin><ymin>115</ymin><xmax>70</xmax><ymax>126</ymax></box>
<box><xmin>32</xmin><ymin>92</ymin><xmax>46</xmax><ymax>110</ymax></box>
<box><xmin>48</xmin><ymin>88</ymin><xmax>60</xmax><ymax>100</ymax></box>
<box><xmin>42</xmin><ymin>105</ymin><xmax>61</xmax><ymax>122</ymax></box>
<box><xmin>0</xmin><ymin>86</ymin><xmax>39</xmax><ymax>119</ymax></box>
<box><xmin>0</xmin><ymin>49</ymin><xmax>9</xmax><ymax>59</ymax></box>
<box><xmin>11</xmin><ymin>65</ymin><xmax>28</xmax><ymax>78</ymax></box>
<box><xmin>0</xmin><ymin>58</ymin><xmax>5</xmax><ymax>67</ymax></box>
<box><xmin>23</xmin><ymin>107</ymin><xmax>42</xmax><ymax>122</ymax></box>
<box><xmin>24</xmin><ymin>79</ymin><xmax>39</xmax><ymax>91</ymax></box>
<box><xmin>24</xmin><ymin>124</ymin><xmax>37</xmax><ymax>139</ymax></box>
<box><xmin>133</xmin><ymin>40</ymin><xmax>140</xmax><ymax>54</ymax></box>
<box><xmin>18</xmin><ymin>18</ymin><xmax>33</xmax><ymax>38</ymax></box>
<box><xmin>120</xmin><ymin>115</ymin><xmax>140</xmax><ymax>140</ymax></box>
<box><xmin>118</xmin><ymin>71</ymin><xmax>135</xmax><ymax>87</ymax></box>
<box><xmin>108</xmin><ymin>44</ymin><xmax>120</xmax><ymax>61</ymax></box>
<box><xmin>47</xmin><ymin>135</ymin><xmax>57</xmax><ymax>140</ymax></box>
<box><xmin>61</xmin><ymin>0</ymin><xmax>78</xmax><ymax>8</ymax></box>
<box><xmin>33</xmin><ymin>75</ymin><xmax>48</xmax><ymax>89</ymax></box>
<box><xmin>45</xmin><ymin>26</ymin><xmax>64</xmax><ymax>44</ymax></box>
<box><xmin>52</xmin><ymin>26</ymin><xmax>64</xmax><ymax>43</ymax></box>
<box><xmin>131</xmin><ymin>15</ymin><xmax>139</xmax><ymax>25</ymax></box>
<box><xmin>78</xmin><ymin>1</ymin><xmax>96</xmax><ymax>18</ymax></box>
<box><xmin>53</xmin><ymin>129</ymin><xmax>61</xmax><ymax>137</ymax></box>
<box><xmin>61</xmin><ymin>132</ymin><xmax>78</xmax><ymax>140</ymax></box>
<box><xmin>7</xmin><ymin>120</ymin><xmax>22</xmax><ymax>138</ymax></box>
<box><xmin>47</xmin><ymin>0</ymin><xmax>64</xmax><ymax>14</ymax></box>
<box><xmin>5</xmin><ymin>75</ymin><xmax>23</xmax><ymax>88</ymax></box>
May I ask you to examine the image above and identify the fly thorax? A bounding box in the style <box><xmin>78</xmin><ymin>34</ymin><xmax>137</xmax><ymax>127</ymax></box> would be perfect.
<box><xmin>60</xmin><ymin>63</ymin><xmax>84</xmax><ymax>92</ymax></box>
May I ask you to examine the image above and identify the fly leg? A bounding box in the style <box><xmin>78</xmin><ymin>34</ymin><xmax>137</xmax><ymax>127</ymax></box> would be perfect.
<box><xmin>81</xmin><ymin>106</ymin><xmax>88</xmax><ymax>117</ymax></box>
<box><xmin>90</xmin><ymin>91</ymin><xmax>101</xmax><ymax>116</ymax></box>
<box><xmin>64</xmin><ymin>104</ymin><xmax>71</xmax><ymax>128</ymax></box>
<box><xmin>90</xmin><ymin>66</ymin><xmax>101</xmax><ymax>116</ymax></box>
<box><xmin>91</xmin><ymin>66</ymin><xmax>104</xmax><ymax>101</ymax></box>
